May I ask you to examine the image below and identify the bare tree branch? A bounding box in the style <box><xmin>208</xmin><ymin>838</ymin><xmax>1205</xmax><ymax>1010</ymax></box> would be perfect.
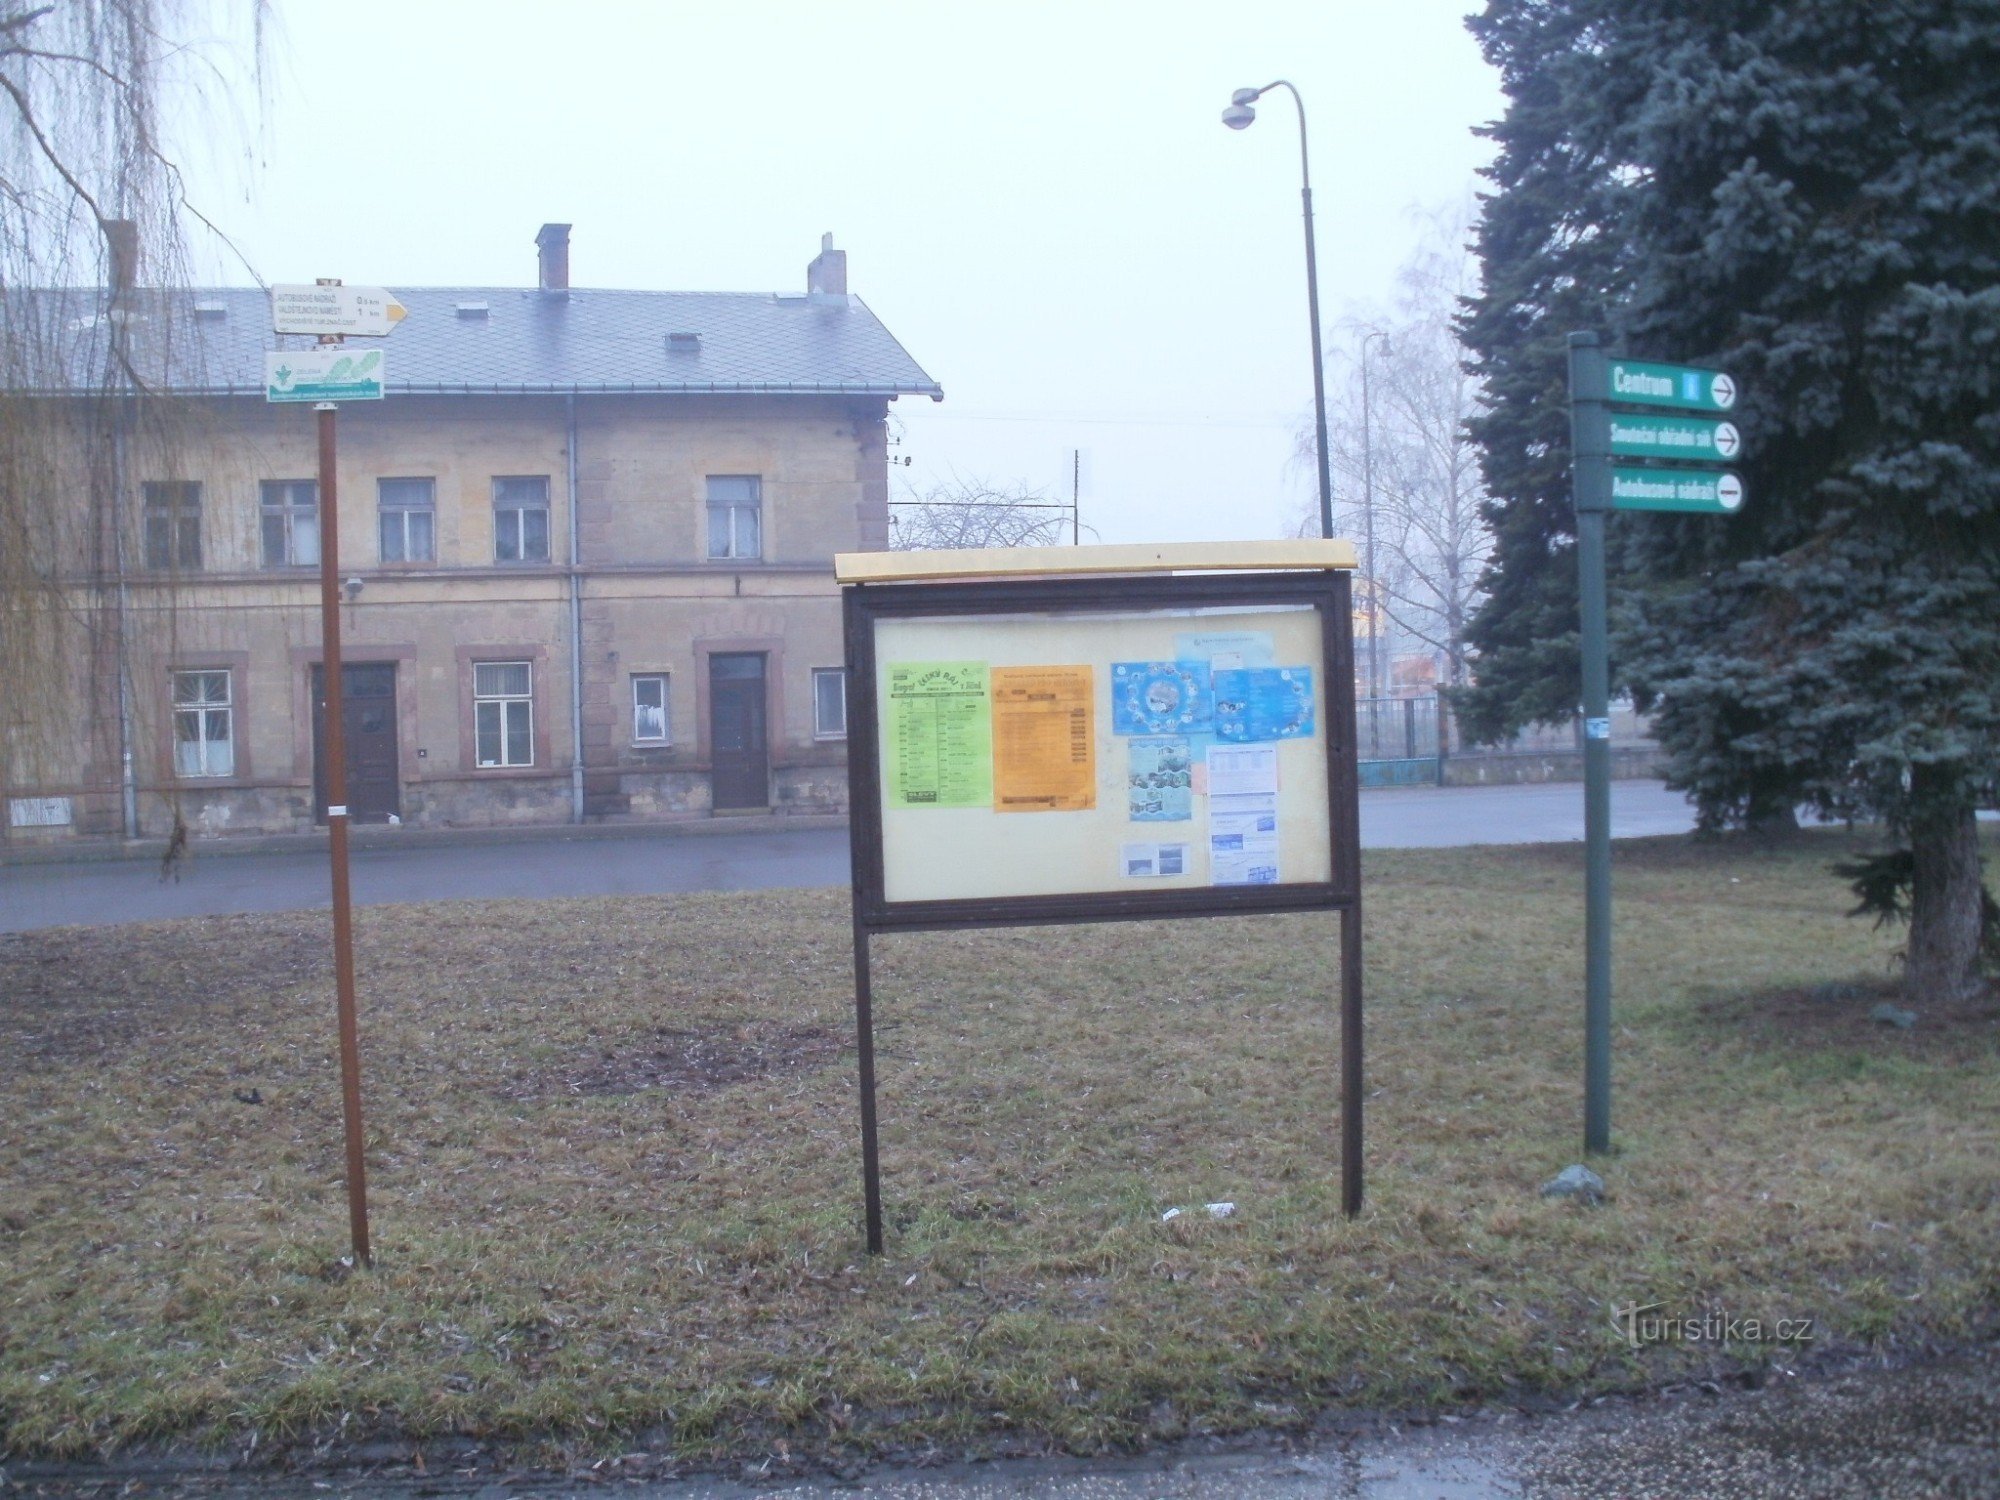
<box><xmin>890</xmin><ymin>476</ymin><xmax>1084</xmax><ymax>551</ymax></box>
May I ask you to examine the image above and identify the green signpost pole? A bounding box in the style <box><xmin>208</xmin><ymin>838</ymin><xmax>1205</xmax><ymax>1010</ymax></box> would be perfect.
<box><xmin>1567</xmin><ymin>332</ymin><xmax>1615</xmax><ymax>1156</ymax></box>
<box><xmin>1566</xmin><ymin>335</ymin><xmax>1744</xmax><ymax>1155</ymax></box>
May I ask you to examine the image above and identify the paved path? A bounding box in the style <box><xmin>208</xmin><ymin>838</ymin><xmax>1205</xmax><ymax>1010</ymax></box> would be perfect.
<box><xmin>7</xmin><ymin>1348</ymin><xmax>1992</xmax><ymax>1497</ymax></box>
<box><xmin>0</xmin><ymin>781</ymin><xmax>1697</xmax><ymax>934</ymax></box>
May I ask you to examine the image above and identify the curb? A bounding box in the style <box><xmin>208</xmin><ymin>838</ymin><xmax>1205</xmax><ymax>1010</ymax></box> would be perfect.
<box><xmin>0</xmin><ymin>812</ymin><xmax>850</xmax><ymax>869</ymax></box>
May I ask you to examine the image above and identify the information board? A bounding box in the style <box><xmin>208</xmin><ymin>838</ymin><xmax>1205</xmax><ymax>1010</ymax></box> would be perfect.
<box><xmin>835</xmin><ymin>542</ymin><xmax>1366</xmax><ymax>1252</ymax></box>
<box><xmin>873</xmin><ymin>603</ymin><xmax>1332</xmax><ymax>903</ymax></box>
<box><xmin>839</xmin><ymin>544</ymin><xmax>1359</xmax><ymax>930</ymax></box>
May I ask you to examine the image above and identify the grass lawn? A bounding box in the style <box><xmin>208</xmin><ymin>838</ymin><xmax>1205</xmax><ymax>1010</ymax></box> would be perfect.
<box><xmin>2</xmin><ymin>830</ymin><xmax>1996</xmax><ymax>1465</ymax></box>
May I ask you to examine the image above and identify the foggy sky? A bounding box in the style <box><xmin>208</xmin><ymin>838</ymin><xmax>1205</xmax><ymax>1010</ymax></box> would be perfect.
<box><xmin>174</xmin><ymin>1</ymin><xmax>1503</xmax><ymax>546</ymax></box>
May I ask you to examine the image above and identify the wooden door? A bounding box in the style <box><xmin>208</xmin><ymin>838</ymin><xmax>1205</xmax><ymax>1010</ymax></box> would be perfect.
<box><xmin>313</xmin><ymin>662</ymin><xmax>401</xmax><ymax>824</ymax></box>
<box><xmin>708</xmin><ymin>653</ymin><xmax>769</xmax><ymax>810</ymax></box>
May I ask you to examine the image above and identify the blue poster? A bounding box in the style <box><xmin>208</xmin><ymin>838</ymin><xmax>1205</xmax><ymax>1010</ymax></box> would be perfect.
<box><xmin>1213</xmin><ymin>667</ymin><xmax>1315</xmax><ymax>743</ymax></box>
<box><xmin>1111</xmin><ymin>661</ymin><xmax>1211</xmax><ymax>736</ymax></box>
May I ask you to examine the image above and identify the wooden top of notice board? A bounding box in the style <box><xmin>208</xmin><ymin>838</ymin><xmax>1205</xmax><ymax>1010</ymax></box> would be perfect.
<box><xmin>834</xmin><ymin>539</ymin><xmax>1358</xmax><ymax>585</ymax></box>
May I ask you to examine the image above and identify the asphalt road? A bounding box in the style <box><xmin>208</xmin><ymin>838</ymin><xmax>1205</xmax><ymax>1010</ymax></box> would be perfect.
<box><xmin>0</xmin><ymin>781</ymin><xmax>1699</xmax><ymax>934</ymax></box>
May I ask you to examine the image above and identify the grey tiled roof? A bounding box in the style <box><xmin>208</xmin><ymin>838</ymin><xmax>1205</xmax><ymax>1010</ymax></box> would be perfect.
<box><xmin>16</xmin><ymin>285</ymin><xmax>942</xmax><ymax>399</ymax></box>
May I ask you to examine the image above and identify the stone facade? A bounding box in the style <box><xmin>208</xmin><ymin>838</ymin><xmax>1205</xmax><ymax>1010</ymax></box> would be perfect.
<box><xmin>7</xmin><ymin>388</ymin><xmax>897</xmax><ymax>843</ymax></box>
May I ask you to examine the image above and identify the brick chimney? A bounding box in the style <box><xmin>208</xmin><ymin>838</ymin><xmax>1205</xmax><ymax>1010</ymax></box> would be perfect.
<box><xmin>103</xmin><ymin>219</ymin><xmax>139</xmax><ymax>303</ymax></box>
<box><xmin>536</xmin><ymin>222</ymin><xmax>571</xmax><ymax>295</ymax></box>
<box><xmin>806</xmin><ymin>232</ymin><xmax>847</xmax><ymax>298</ymax></box>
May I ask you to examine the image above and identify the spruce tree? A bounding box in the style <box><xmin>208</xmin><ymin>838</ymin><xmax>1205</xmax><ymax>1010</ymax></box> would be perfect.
<box><xmin>1463</xmin><ymin>0</ymin><xmax>2000</xmax><ymax>1001</ymax></box>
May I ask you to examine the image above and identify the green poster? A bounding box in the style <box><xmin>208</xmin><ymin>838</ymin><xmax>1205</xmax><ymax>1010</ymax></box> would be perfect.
<box><xmin>887</xmin><ymin>662</ymin><xmax>991</xmax><ymax>808</ymax></box>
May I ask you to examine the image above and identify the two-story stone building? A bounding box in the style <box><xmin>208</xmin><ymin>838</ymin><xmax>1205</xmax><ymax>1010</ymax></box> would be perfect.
<box><xmin>3</xmin><ymin>226</ymin><xmax>940</xmax><ymax>843</ymax></box>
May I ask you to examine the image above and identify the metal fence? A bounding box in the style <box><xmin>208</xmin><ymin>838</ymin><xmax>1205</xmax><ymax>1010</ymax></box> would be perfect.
<box><xmin>1356</xmin><ymin>695</ymin><xmax>1444</xmax><ymax>763</ymax></box>
<box><xmin>1355</xmin><ymin>694</ymin><xmax>1658</xmax><ymax>769</ymax></box>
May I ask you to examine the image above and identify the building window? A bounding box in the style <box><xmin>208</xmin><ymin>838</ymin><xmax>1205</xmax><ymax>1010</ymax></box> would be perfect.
<box><xmin>143</xmin><ymin>482</ymin><xmax>202</xmax><ymax>571</ymax></box>
<box><xmin>632</xmin><ymin>674</ymin><xmax>669</xmax><ymax>744</ymax></box>
<box><xmin>172</xmin><ymin>669</ymin><xmax>234</xmax><ymax>777</ymax></box>
<box><xmin>473</xmin><ymin>661</ymin><xmax>533</xmax><ymax>767</ymax></box>
<box><xmin>813</xmin><ymin>667</ymin><xmax>847</xmax><ymax>739</ymax></box>
<box><xmin>706</xmin><ymin>475</ymin><xmax>762</xmax><ymax>560</ymax></box>
<box><xmin>260</xmin><ymin>479</ymin><xmax>319</xmax><ymax>568</ymax></box>
<box><xmin>378</xmin><ymin>477</ymin><xmax>436</xmax><ymax>564</ymax></box>
<box><xmin>494</xmin><ymin>476</ymin><xmax>550</xmax><ymax>563</ymax></box>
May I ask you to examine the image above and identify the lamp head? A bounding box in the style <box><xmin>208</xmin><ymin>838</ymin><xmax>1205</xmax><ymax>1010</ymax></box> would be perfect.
<box><xmin>1230</xmin><ymin>87</ymin><xmax>1262</xmax><ymax>106</ymax></box>
<box><xmin>1221</xmin><ymin>102</ymin><xmax>1256</xmax><ymax>130</ymax></box>
<box><xmin>342</xmin><ymin>575</ymin><xmax>363</xmax><ymax>600</ymax></box>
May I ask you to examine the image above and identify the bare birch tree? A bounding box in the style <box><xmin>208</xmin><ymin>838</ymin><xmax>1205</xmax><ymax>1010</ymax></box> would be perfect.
<box><xmin>1296</xmin><ymin>203</ymin><xmax>1491</xmax><ymax>688</ymax></box>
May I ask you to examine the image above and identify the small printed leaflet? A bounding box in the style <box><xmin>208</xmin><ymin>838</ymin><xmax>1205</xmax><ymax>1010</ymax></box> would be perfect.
<box><xmin>1120</xmin><ymin>841</ymin><xmax>1190</xmax><ymax>879</ymax></box>
<box><xmin>1213</xmin><ymin>667</ymin><xmax>1315</xmax><ymax>743</ymax></box>
<box><xmin>1209</xmin><ymin>792</ymin><xmax>1280</xmax><ymax>886</ymax></box>
<box><xmin>1206</xmin><ymin>743</ymin><xmax>1278</xmax><ymax>798</ymax></box>
<box><xmin>1208</xmin><ymin>736</ymin><xmax>1282</xmax><ymax>885</ymax></box>
<box><xmin>886</xmin><ymin>662</ymin><xmax>991</xmax><ymax>809</ymax></box>
<box><xmin>1111</xmin><ymin>661</ymin><xmax>1211</xmax><ymax>736</ymax></box>
<box><xmin>1127</xmin><ymin>737</ymin><xmax>1193</xmax><ymax>822</ymax></box>
<box><xmin>992</xmin><ymin>665</ymin><xmax>1095</xmax><ymax>812</ymax></box>
<box><xmin>1175</xmin><ymin>630</ymin><xmax>1275</xmax><ymax>672</ymax></box>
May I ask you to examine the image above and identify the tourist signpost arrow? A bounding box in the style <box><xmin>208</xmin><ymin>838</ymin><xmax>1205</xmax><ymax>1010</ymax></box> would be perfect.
<box><xmin>1567</xmin><ymin>333</ymin><xmax>1747</xmax><ymax>1156</ymax></box>
<box><xmin>265</xmin><ymin>278</ymin><xmax>403</xmax><ymax>1270</ymax></box>
<box><xmin>271</xmin><ymin>283</ymin><xmax>407</xmax><ymax>337</ymax></box>
<box><xmin>1607</xmin><ymin>414</ymin><xmax>1741</xmax><ymax>461</ymax></box>
<box><xmin>1610</xmin><ymin>466</ymin><xmax>1744</xmax><ymax>514</ymax></box>
<box><xmin>1602</xmin><ymin>358</ymin><xmax>1736</xmax><ymax>411</ymax></box>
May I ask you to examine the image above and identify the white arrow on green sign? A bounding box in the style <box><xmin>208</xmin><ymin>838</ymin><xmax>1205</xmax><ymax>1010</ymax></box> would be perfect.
<box><xmin>265</xmin><ymin>348</ymin><xmax>385</xmax><ymax>403</ymax></box>
<box><xmin>1608</xmin><ymin>414</ymin><xmax>1741</xmax><ymax>461</ymax></box>
<box><xmin>1611</xmin><ymin>466</ymin><xmax>1743</xmax><ymax>514</ymax></box>
<box><xmin>1603</xmin><ymin>359</ymin><xmax>1736</xmax><ymax>412</ymax></box>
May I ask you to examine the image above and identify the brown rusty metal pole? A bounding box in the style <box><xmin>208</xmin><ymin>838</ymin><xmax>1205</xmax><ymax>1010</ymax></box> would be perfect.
<box><xmin>315</xmin><ymin>393</ymin><xmax>372</xmax><ymax>1267</ymax></box>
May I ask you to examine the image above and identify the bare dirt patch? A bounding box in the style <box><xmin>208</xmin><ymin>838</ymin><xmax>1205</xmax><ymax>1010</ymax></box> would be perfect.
<box><xmin>500</xmin><ymin>1020</ymin><xmax>846</xmax><ymax>1100</ymax></box>
<box><xmin>1696</xmin><ymin>976</ymin><xmax>2000</xmax><ymax>1063</ymax></box>
<box><xmin>0</xmin><ymin>913</ymin><xmax>328</xmax><ymax>1069</ymax></box>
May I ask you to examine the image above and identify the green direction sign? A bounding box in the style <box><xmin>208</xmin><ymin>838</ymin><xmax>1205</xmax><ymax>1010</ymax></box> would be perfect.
<box><xmin>264</xmin><ymin>348</ymin><xmax>385</xmax><ymax>403</ymax></box>
<box><xmin>1611</xmin><ymin>466</ymin><xmax>1744</xmax><ymax>514</ymax></box>
<box><xmin>1603</xmin><ymin>359</ymin><xmax>1736</xmax><ymax>412</ymax></box>
<box><xmin>1608</xmin><ymin>413</ymin><xmax>1741</xmax><ymax>462</ymax></box>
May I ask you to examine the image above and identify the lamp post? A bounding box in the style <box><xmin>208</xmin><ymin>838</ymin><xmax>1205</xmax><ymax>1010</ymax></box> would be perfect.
<box><xmin>1222</xmin><ymin>81</ymin><xmax>1333</xmax><ymax>545</ymax></box>
<box><xmin>1359</xmin><ymin>328</ymin><xmax>1389</xmax><ymax>700</ymax></box>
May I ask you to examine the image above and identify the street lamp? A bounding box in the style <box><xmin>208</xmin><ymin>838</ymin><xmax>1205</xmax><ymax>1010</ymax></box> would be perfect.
<box><xmin>1359</xmin><ymin>328</ymin><xmax>1390</xmax><ymax>700</ymax></box>
<box><xmin>1222</xmin><ymin>81</ymin><xmax>1333</xmax><ymax>545</ymax></box>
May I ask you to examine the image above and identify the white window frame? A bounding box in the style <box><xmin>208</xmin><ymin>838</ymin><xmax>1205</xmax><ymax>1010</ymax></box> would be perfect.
<box><xmin>706</xmin><ymin>474</ymin><xmax>763</xmax><ymax>561</ymax></box>
<box><xmin>378</xmin><ymin>477</ymin><xmax>436</xmax><ymax>564</ymax></box>
<box><xmin>473</xmin><ymin>661</ymin><xmax>534</xmax><ymax>768</ymax></box>
<box><xmin>812</xmin><ymin>667</ymin><xmax>847</xmax><ymax>740</ymax></box>
<box><xmin>260</xmin><ymin>479</ymin><xmax>319</xmax><ymax>568</ymax></box>
<box><xmin>493</xmin><ymin>476</ymin><xmax>550</xmax><ymax>564</ymax></box>
<box><xmin>631</xmin><ymin>673</ymin><xmax>670</xmax><ymax>745</ymax></box>
<box><xmin>172</xmin><ymin>669</ymin><xmax>234</xmax><ymax>778</ymax></box>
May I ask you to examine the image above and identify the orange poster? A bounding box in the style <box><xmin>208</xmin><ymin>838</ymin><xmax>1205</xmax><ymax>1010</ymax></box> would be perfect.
<box><xmin>991</xmin><ymin>666</ymin><xmax>1095</xmax><ymax>812</ymax></box>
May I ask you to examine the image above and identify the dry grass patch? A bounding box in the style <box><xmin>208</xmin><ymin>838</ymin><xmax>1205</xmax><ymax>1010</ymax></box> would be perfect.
<box><xmin>1</xmin><ymin>832</ymin><xmax>1996</xmax><ymax>1466</ymax></box>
